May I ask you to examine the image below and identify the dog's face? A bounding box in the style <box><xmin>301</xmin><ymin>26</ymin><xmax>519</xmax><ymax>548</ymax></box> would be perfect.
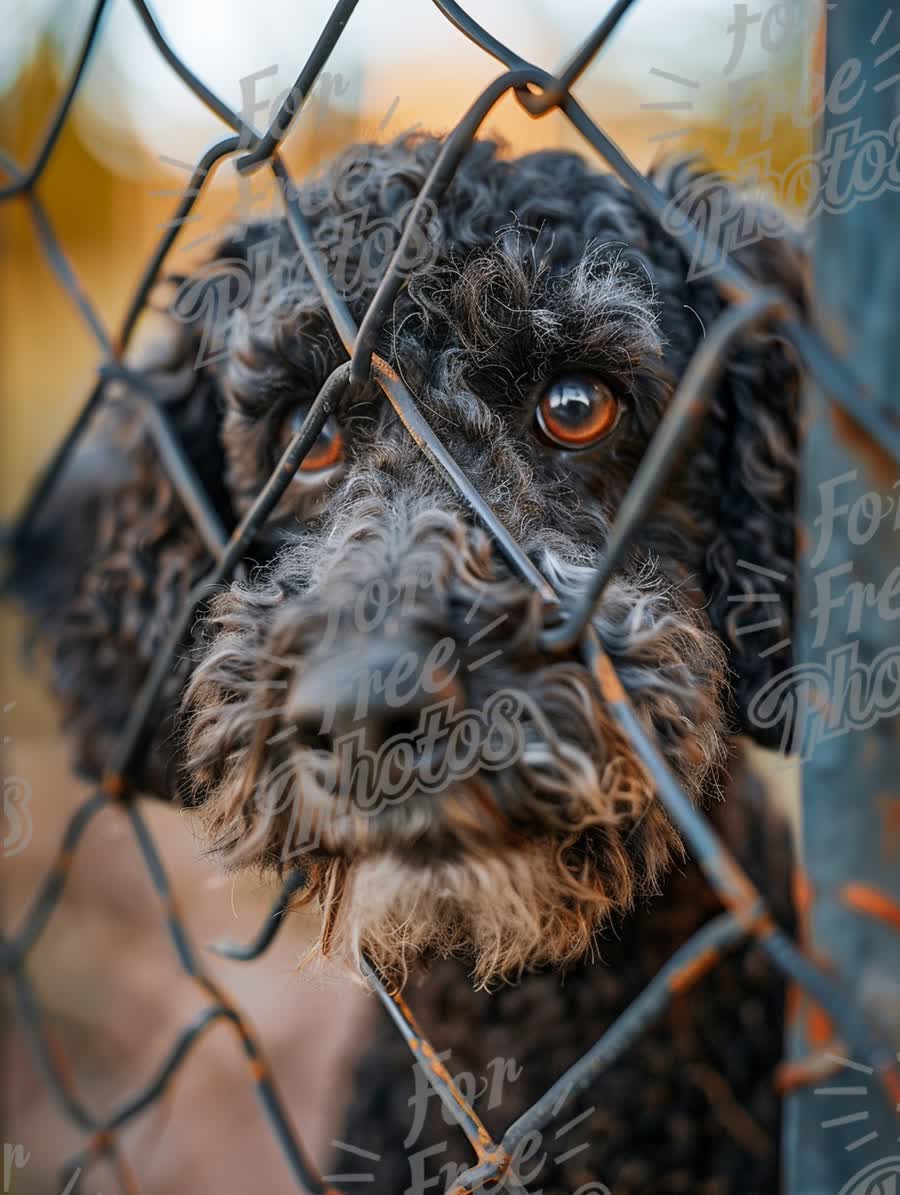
<box><xmin>18</xmin><ymin>137</ymin><xmax>804</xmax><ymax>986</ymax></box>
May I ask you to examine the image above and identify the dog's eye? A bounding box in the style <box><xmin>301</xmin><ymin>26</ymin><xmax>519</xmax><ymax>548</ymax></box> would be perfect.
<box><xmin>283</xmin><ymin>407</ymin><xmax>344</xmax><ymax>472</ymax></box>
<box><xmin>535</xmin><ymin>374</ymin><xmax>620</xmax><ymax>450</ymax></box>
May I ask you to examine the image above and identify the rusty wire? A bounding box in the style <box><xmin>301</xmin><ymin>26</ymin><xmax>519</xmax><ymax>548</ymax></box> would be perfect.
<box><xmin>2</xmin><ymin>1</ymin><xmax>900</xmax><ymax>1193</ymax></box>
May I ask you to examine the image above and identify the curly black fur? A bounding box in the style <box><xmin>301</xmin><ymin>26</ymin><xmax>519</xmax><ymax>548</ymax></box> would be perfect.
<box><xmin>10</xmin><ymin>134</ymin><xmax>804</xmax><ymax>1189</ymax></box>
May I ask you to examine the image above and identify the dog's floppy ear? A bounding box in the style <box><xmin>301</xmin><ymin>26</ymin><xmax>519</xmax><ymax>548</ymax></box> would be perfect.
<box><xmin>650</xmin><ymin>163</ymin><xmax>808</xmax><ymax>750</ymax></box>
<box><xmin>6</xmin><ymin>272</ymin><xmax>238</xmax><ymax>795</ymax></box>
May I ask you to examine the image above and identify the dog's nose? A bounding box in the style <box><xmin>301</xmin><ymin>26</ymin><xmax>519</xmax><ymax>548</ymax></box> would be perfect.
<box><xmin>287</xmin><ymin>634</ymin><xmax>466</xmax><ymax>754</ymax></box>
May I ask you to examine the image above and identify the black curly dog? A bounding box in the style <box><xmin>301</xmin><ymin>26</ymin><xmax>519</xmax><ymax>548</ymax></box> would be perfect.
<box><xmin>14</xmin><ymin>135</ymin><xmax>805</xmax><ymax>1193</ymax></box>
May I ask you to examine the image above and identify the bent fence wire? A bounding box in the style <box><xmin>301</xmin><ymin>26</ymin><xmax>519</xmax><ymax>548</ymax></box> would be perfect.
<box><xmin>1</xmin><ymin>1</ymin><xmax>899</xmax><ymax>1192</ymax></box>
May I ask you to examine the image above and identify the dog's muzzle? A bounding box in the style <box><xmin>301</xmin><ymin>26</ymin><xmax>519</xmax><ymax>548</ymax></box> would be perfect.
<box><xmin>180</xmin><ymin>495</ymin><xmax>729</xmax><ymax>981</ymax></box>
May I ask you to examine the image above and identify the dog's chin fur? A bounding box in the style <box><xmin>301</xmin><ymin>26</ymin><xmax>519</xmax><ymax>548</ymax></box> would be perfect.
<box><xmin>193</xmin><ymin>752</ymin><xmax>686</xmax><ymax>988</ymax></box>
<box><xmin>294</xmin><ymin>829</ymin><xmax>679</xmax><ymax>990</ymax></box>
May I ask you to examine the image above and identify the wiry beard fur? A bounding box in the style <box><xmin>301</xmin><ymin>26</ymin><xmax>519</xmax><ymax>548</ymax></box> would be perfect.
<box><xmin>182</xmin><ymin>503</ymin><xmax>729</xmax><ymax>988</ymax></box>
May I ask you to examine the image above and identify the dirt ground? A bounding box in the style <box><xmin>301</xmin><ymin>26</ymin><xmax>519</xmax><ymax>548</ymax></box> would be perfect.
<box><xmin>2</xmin><ymin>737</ymin><xmax>373</xmax><ymax>1195</ymax></box>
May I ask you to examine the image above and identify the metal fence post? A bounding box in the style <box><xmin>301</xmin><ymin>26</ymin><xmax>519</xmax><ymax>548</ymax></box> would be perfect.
<box><xmin>786</xmin><ymin>2</ymin><xmax>900</xmax><ymax>1191</ymax></box>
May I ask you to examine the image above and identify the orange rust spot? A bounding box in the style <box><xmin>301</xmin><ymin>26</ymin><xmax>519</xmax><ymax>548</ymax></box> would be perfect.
<box><xmin>774</xmin><ymin>1048</ymin><xmax>844</xmax><ymax>1093</ymax></box>
<box><xmin>45</xmin><ymin>1025</ymin><xmax>72</xmax><ymax>1076</ymax></box>
<box><xmin>382</xmin><ymin>989</ymin><xmax>495</xmax><ymax>1148</ymax></box>
<box><xmin>807</xmin><ymin>1001</ymin><xmax>835</xmax><ymax>1048</ymax></box>
<box><xmin>249</xmin><ymin>1057</ymin><xmax>267</xmax><ymax>1082</ymax></box>
<box><xmin>747</xmin><ymin>908</ymin><xmax>775</xmax><ymax>938</ymax></box>
<box><xmin>391</xmin><ymin>989</ymin><xmax>419</xmax><ymax>1023</ymax></box>
<box><xmin>57</xmin><ymin>848</ymin><xmax>74</xmax><ymax>876</ymax></box>
<box><xmin>421</xmin><ymin>1054</ymin><xmax>494</xmax><ymax>1151</ymax></box>
<box><xmin>718</xmin><ymin>278</ymin><xmax>752</xmax><ymax>308</ymax></box>
<box><xmin>793</xmin><ymin>867</ymin><xmax>814</xmax><ymax>948</ymax></box>
<box><xmin>474</xmin><ymin>1131</ymin><xmax>495</xmax><ymax>1157</ymax></box>
<box><xmin>812</xmin><ymin>2</ymin><xmax>827</xmax><ymax>113</ymax></box>
<box><xmin>92</xmin><ymin>1129</ymin><xmax>113</xmax><ymax>1153</ymax></box>
<box><xmin>715</xmin><ymin>860</ymin><xmax>772</xmax><ymax>936</ymax></box>
<box><xmin>830</xmin><ymin>403</ymin><xmax>896</xmax><ymax>490</ymax></box>
<box><xmin>372</xmin><ymin>354</ymin><xmax>400</xmax><ymax>384</ymax></box>
<box><xmin>793</xmin><ymin>867</ymin><xmax>812</xmax><ymax>915</ymax></box>
<box><xmin>842</xmin><ymin>883</ymin><xmax>900</xmax><ymax>933</ymax></box>
<box><xmin>690</xmin><ymin>392</ymin><xmax>710</xmax><ymax>418</ymax></box>
<box><xmin>481</xmin><ymin>1147</ymin><xmax>509</xmax><ymax>1167</ymax></box>
<box><xmin>793</xmin><ymin>869</ymin><xmax>812</xmax><ymax>903</ymax></box>
<box><xmin>668</xmin><ymin>946</ymin><xmax>720</xmax><ymax>994</ymax></box>
<box><xmin>475</xmin><ymin>1145</ymin><xmax>510</xmax><ymax>1170</ymax></box>
<box><xmin>881</xmin><ymin>1064</ymin><xmax>900</xmax><ymax>1110</ymax></box>
<box><xmin>102</xmin><ymin>772</ymin><xmax>126</xmax><ymax>800</ymax></box>
<box><xmin>592</xmin><ymin>651</ymin><xmax>626</xmax><ymax>703</ymax></box>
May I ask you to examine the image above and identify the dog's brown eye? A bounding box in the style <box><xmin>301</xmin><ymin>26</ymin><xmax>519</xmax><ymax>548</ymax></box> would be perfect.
<box><xmin>284</xmin><ymin>408</ymin><xmax>344</xmax><ymax>472</ymax></box>
<box><xmin>535</xmin><ymin>374</ymin><xmax>620</xmax><ymax>450</ymax></box>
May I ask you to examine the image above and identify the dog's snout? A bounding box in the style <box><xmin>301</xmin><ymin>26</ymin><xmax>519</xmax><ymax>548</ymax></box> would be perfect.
<box><xmin>287</xmin><ymin>634</ymin><xmax>466</xmax><ymax>754</ymax></box>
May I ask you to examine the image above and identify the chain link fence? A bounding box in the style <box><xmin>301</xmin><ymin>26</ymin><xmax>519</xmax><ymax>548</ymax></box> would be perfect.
<box><xmin>2</xmin><ymin>1</ymin><xmax>899</xmax><ymax>1192</ymax></box>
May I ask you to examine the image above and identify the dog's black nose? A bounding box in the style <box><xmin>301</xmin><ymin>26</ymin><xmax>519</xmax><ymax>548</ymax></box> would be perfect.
<box><xmin>287</xmin><ymin>634</ymin><xmax>465</xmax><ymax>755</ymax></box>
